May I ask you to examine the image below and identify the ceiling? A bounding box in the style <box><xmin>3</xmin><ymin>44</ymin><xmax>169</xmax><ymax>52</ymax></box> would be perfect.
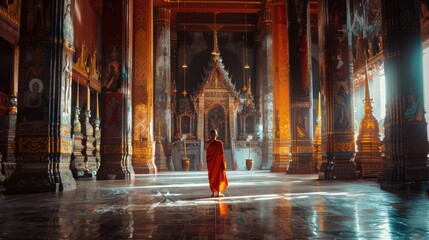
<box><xmin>157</xmin><ymin>0</ymin><xmax>264</xmax><ymax>32</ymax></box>
<box><xmin>88</xmin><ymin>0</ymin><xmax>318</xmax><ymax>33</ymax></box>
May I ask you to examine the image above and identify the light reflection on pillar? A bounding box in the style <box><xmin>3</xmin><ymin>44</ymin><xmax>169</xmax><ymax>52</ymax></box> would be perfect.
<box><xmin>380</xmin><ymin>203</ymin><xmax>392</xmax><ymax>238</ymax></box>
<box><xmin>354</xmin><ymin>202</ymin><xmax>361</xmax><ymax>235</ymax></box>
<box><xmin>216</xmin><ymin>198</ymin><xmax>232</xmax><ymax>237</ymax></box>
<box><xmin>218</xmin><ymin>199</ymin><xmax>228</xmax><ymax>216</ymax></box>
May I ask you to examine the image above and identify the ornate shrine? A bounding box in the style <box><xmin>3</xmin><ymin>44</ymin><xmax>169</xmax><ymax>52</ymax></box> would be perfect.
<box><xmin>171</xmin><ymin>30</ymin><xmax>261</xmax><ymax>171</ymax></box>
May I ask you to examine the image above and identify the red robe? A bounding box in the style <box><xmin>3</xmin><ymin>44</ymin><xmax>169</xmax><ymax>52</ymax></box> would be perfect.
<box><xmin>206</xmin><ymin>140</ymin><xmax>228</xmax><ymax>193</ymax></box>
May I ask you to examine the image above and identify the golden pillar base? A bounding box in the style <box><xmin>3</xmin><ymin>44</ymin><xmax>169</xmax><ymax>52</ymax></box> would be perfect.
<box><xmin>271</xmin><ymin>140</ymin><xmax>290</xmax><ymax>173</ymax></box>
<box><xmin>289</xmin><ymin>143</ymin><xmax>315</xmax><ymax>174</ymax></box>
<box><xmin>98</xmin><ymin>143</ymin><xmax>135</xmax><ymax>180</ymax></box>
<box><xmin>133</xmin><ymin>141</ymin><xmax>157</xmax><ymax>174</ymax></box>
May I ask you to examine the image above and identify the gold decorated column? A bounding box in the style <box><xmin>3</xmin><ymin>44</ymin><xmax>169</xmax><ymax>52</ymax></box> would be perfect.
<box><xmin>132</xmin><ymin>0</ymin><xmax>156</xmax><ymax>174</ymax></box>
<box><xmin>271</xmin><ymin>2</ymin><xmax>291</xmax><ymax>173</ymax></box>
<box><xmin>98</xmin><ymin>0</ymin><xmax>135</xmax><ymax>180</ymax></box>
<box><xmin>318</xmin><ymin>0</ymin><xmax>357</xmax><ymax>180</ymax></box>
<box><xmin>8</xmin><ymin>0</ymin><xmax>76</xmax><ymax>192</ymax></box>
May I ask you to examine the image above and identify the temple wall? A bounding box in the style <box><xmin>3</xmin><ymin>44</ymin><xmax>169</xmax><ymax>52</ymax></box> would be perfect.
<box><xmin>171</xmin><ymin>141</ymin><xmax>262</xmax><ymax>171</ymax></box>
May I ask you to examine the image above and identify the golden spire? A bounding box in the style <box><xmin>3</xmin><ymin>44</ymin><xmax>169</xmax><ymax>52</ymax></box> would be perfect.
<box><xmin>363</xmin><ymin>61</ymin><xmax>373</xmax><ymax>115</ymax></box>
<box><xmin>356</xmin><ymin>61</ymin><xmax>383</xmax><ymax>178</ymax></box>
<box><xmin>244</xmin><ymin>7</ymin><xmax>249</xmax><ymax>69</ymax></box>
<box><xmin>242</xmin><ymin>35</ymin><xmax>247</xmax><ymax>91</ymax></box>
<box><xmin>182</xmin><ymin>24</ymin><xmax>188</xmax><ymax>96</ymax></box>
<box><xmin>247</xmin><ymin>75</ymin><xmax>252</xmax><ymax>95</ymax></box>
<box><xmin>211</xmin><ymin>29</ymin><xmax>220</xmax><ymax>60</ymax></box>
<box><xmin>211</xmin><ymin>13</ymin><xmax>220</xmax><ymax>61</ymax></box>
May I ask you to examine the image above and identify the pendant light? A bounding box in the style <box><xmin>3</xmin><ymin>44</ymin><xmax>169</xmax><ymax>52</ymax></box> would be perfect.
<box><xmin>181</xmin><ymin>1</ymin><xmax>187</xmax><ymax>96</ymax></box>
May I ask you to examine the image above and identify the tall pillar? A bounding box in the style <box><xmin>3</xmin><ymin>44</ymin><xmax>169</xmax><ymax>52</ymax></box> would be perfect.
<box><xmin>98</xmin><ymin>0</ymin><xmax>135</xmax><ymax>180</ymax></box>
<box><xmin>0</xmin><ymin>45</ymin><xmax>18</xmax><ymax>181</ymax></box>
<box><xmin>132</xmin><ymin>0</ymin><xmax>156</xmax><ymax>174</ymax></box>
<box><xmin>7</xmin><ymin>0</ymin><xmax>76</xmax><ymax>192</ymax></box>
<box><xmin>153</xmin><ymin>7</ymin><xmax>170</xmax><ymax>172</ymax></box>
<box><xmin>168</xmin><ymin>29</ymin><xmax>177</xmax><ymax>171</ymax></box>
<box><xmin>260</xmin><ymin>7</ymin><xmax>274</xmax><ymax>170</ymax></box>
<box><xmin>379</xmin><ymin>0</ymin><xmax>429</xmax><ymax>189</ymax></box>
<box><xmin>288</xmin><ymin>0</ymin><xmax>314</xmax><ymax>174</ymax></box>
<box><xmin>255</xmin><ymin>31</ymin><xmax>263</xmax><ymax>142</ymax></box>
<box><xmin>318</xmin><ymin>0</ymin><xmax>357</xmax><ymax>180</ymax></box>
<box><xmin>271</xmin><ymin>3</ymin><xmax>291</xmax><ymax>173</ymax></box>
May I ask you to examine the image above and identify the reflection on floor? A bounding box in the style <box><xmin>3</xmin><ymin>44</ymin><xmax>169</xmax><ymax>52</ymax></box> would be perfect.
<box><xmin>1</xmin><ymin>171</ymin><xmax>429</xmax><ymax>239</ymax></box>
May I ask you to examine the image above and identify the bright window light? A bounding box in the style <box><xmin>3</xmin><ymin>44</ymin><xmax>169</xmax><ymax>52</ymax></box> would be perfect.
<box><xmin>423</xmin><ymin>47</ymin><xmax>429</xmax><ymax>138</ymax></box>
<box><xmin>379</xmin><ymin>74</ymin><xmax>386</xmax><ymax>120</ymax></box>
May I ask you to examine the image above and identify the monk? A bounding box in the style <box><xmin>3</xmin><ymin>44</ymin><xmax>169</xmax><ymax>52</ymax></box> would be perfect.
<box><xmin>206</xmin><ymin>129</ymin><xmax>228</xmax><ymax>197</ymax></box>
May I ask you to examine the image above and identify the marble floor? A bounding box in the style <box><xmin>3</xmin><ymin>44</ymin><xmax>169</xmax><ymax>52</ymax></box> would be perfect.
<box><xmin>1</xmin><ymin>171</ymin><xmax>429</xmax><ymax>239</ymax></box>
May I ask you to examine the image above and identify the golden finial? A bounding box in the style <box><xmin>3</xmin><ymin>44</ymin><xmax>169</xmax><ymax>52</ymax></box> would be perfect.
<box><xmin>364</xmin><ymin>61</ymin><xmax>373</xmax><ymax>115</ymax></box>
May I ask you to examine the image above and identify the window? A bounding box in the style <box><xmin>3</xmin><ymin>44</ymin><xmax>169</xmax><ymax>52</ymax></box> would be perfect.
<box><xmin>423</xmin><ymin>47</ymin><xmax>429</xmax><ymax>138</ymax></box>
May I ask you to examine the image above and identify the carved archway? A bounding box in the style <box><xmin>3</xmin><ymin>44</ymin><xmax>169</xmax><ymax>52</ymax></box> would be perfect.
<box><xmin>206</xmin><ymin>104</ymin><xmax>228</xmax><ymax>147</ymax></box>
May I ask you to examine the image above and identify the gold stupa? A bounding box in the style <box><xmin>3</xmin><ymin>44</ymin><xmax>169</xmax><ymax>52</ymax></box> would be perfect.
<box><xmin>355</xmin><ymin>64</ymin><xmax>383</xmax><ymax>178</ymax></box>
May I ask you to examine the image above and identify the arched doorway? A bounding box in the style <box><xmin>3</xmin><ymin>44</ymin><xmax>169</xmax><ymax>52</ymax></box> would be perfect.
<box><xmin>206</xmin><ymin>105</ymin><xmax>227</xmax><ymax>147</ymax></box>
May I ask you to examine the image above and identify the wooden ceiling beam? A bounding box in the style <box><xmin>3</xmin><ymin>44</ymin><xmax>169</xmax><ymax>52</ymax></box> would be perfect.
<box><xmin>176</xmin><ymin>23</ymin><xmax>257</xmax><ymax>32</ymax></box>
<box><xmin>167</xmin><ymin>0</ymin><xmax>263</xmax><ymax>13</ymax></box>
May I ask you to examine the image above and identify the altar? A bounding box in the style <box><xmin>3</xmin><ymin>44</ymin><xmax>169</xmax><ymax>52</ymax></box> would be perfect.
<box><xmin>171</xmin><ymin>33</ymin><xmax>261</xmax><ymax>171</ymax></box>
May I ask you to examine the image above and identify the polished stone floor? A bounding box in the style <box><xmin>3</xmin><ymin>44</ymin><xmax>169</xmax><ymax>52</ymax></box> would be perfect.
<box><xmin>1</xmin><ymin>171</ymin><xmax>429</xmax><ymax>239</ymax></box>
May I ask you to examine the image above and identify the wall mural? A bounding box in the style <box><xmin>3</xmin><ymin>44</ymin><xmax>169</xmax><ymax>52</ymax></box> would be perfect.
<box><xmin>106</xmin><ymin>46</ymin><xmax>122</xmax><ymax>92</ymax></box>
<box><xmin>23</xmin><ymin>46</ymin><xmax>48</xmax><ymax>121</ymax></box>
<box><xmin>333</xmin><ymin>47</ymin><xmax>350</xmax><ymax>132</ymax></box>
<box><xmin>105</xmin><ymin>93</ymin><xmax>121</xmax><ymax>128</ymax></box>
<box><xmin>331</xmin><ymin>1</ymin><xmax>352</xmax><ymax>131</ymax></box>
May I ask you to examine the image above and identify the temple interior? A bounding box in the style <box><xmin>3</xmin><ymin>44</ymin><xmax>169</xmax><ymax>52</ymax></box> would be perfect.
<box><xmin>1</xmin><ymin>0</ymin><xmax>429</xmax><ymax>239</ymax></box>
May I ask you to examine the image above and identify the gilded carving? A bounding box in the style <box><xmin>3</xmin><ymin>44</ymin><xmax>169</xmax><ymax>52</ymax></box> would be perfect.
<box><xmin>204</xmin><ymin>100</ymin><xmax>228</xmax><ymax>114</ymax></box>
<box><xmin>133</xmin><ymin>103</ymin><xmax>148</xmax><ymax>141</ymax></box>
<box><xmin>61</xmin><ymin>138</ymin><xmax>73</xmax><ymax>154</ymax></box>
<box><xmin>272</xmin><ymin>4</ymin><xmax>290</xmax><ymax>146</ymax></box>
<box><xmin>296</xmin><ymin>145</ymin><xmax>313</xmax><ymax>153</ymax></box>
<box><xmin>60</xmin><ymin>127</ymin><xmax>70</xmax><ymax>139</ymax></box>
<box><xmin>19</xmin><ymin>137</ymin><xmax>47</xmax><ymax>153</ymax></box>
<box><xmin>133</xmin><ymin>145</ymin><xmax>153</xmax><ymax>156</ymax></box>
<box><xmin>334</xmin><ymin>142</ymin><xmax>355</xmax><ymax>152</ymax></box>
<box><xmin>129</xmin><ymin>0</ymin><xmax>154</xmax><ymax>173</ymax></box>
